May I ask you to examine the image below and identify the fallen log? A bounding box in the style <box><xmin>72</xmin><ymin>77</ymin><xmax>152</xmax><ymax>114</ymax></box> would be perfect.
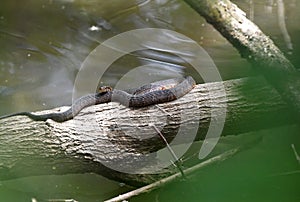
<box><xmin>0</xmin><ymin>76</ymin><xmax>293</xmax><ymax>185</ymax></box>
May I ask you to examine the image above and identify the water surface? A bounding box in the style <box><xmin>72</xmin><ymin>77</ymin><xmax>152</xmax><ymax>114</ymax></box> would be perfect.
<box><xmin>0</xmin><ymin>0</ymin><xmax>299</xmax><ymax>201</ymax></box>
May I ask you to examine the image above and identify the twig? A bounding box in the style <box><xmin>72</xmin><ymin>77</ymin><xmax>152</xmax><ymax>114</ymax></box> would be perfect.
<box><xmin>291</xmin><ymin>144</ymin><xmax>300</xmax><ymax>164</ymax></box>
<box><xmin>248</xmin><ymin>0</ymin><xmax>254</xmax><ymax>21</ymax></box>
<box><xmin>46</xmin><ymin>199</ymin><xmax>78</xmax><ymax>202</ymax></box>
<box><xmin>151</xmin><ymin>124</ymin><xmax>185</xmax><ymax>178</ymax></box>
<box><xmin>277</xmin><ymin>0</ymin><xmax>293</xmax><ymax>52</ymax></box>
<box><xmin>104</xmin><ymin>148</ymin><xmax>239</xmax><ymax>202</ymax></box>
<box><xmin>154</xmin><ymin>105</ymin><xmax>172</xmax><ymax>116</ymax></box>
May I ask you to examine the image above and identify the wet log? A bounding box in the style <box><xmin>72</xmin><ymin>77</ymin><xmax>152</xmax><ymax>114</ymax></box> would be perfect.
<box><xmin>0</xmin><ymin>76</ymin><xmax>293</xmax><ymax>185</ymax></box>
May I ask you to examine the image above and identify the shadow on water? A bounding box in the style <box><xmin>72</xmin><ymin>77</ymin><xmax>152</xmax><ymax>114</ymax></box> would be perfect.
<box><xmin>0</xmin><ymin>0</ymin><xmax>299</xmax><ymax>201</ymax></box>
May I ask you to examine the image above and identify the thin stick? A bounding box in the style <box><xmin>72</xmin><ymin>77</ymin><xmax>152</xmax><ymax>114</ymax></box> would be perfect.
<box><xmin>155</xmin><ymin>105</ymin><xmax>172</xmax><ymax>116</ymax></box>
<box><xmin>104</xmin><ymin>148</ymin><xmax>239</xmax><ymax>202</ymax></box>
<box><xmin>151</xmin><ymin>124</ymin><xmax>185</xmax><ymax>177</ymax></box>
<box><xmin>291</xmin><ymin>144</ymin><xmax>300</xmax><ymax>164</ymax></box>
<box><xmin>277</xmin><ymin>0</ymin><xmax>293</xmax><ymax>51</ymax></box>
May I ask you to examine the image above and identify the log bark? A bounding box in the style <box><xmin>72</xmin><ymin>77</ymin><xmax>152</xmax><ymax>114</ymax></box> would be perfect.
<box><xmin>0</xmin><ymin>76</ymin><xmax>293</xmax><ymax>185</ymax></box>
<box><xmin>183</xmin><ymin>0</ymin><xmax>300</xmax><ymax>116</ymax></box>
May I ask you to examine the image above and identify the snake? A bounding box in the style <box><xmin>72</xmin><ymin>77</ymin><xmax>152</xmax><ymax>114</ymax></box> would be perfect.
<box><xmin>0</xmin><ymin>76</ymin><xmax>196</xmax><ymax>122</ymax></box>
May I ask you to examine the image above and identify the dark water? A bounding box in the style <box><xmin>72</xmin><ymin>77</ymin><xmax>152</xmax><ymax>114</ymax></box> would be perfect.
<box><xmin>0</xmin><ymin>0</ymin><xmax>299</xmax><ymax>201</ymax></box>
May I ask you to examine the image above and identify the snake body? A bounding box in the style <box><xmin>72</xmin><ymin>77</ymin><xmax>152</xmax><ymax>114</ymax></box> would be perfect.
<box><xmin>0</xmin><ymin>76</ymin><xmax>195</xmax><ymax>122</ymax></box>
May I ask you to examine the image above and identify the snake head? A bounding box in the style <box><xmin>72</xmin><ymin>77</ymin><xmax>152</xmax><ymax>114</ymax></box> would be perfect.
<box><xmin>98</xmin><ymin>86</ymin><xmax>113</xmax><ymax>94</ymax></box>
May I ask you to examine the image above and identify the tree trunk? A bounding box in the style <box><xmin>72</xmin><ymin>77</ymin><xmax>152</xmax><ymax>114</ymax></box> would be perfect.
<box><xmin>183</xmin><ymin>0</ymin><xmax>300</xmax><ymax>116</ymax></box>
<box><xmin>0</xmin><ymin>76</ymin><xmax>293</xmax><ymax>185</ymax></box>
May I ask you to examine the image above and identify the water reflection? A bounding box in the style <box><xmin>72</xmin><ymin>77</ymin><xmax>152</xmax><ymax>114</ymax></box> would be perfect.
<box><xmin>0</xmin><ymin>0</ymin><xmax>109</xmax><ymax>112</ymax></box>
<box><xmin>235</xmin><ymin>0</ymin><xmax>299</xmax><ymax>63</ymax></box>
<box><xmin>1</xmin><ymin>0</ymin><xmax>299</xmax><ymax>115</ymax></box>
<box><xmin>0</xmin><ymin>0</ymin><xmax>257</xmax><ymax>115</ymax></box>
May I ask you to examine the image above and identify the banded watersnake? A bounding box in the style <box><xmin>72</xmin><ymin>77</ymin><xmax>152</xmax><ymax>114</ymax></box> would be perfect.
<box><xmin>0</xmin><ymin>76</ymin><xmax>195</xmax><ymax>122</ymax></box>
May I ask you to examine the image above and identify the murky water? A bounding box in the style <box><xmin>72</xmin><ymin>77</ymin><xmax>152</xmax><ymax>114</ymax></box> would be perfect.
<box><xmin>0</xmin><ymin>0</ymin><xmax>255</xmax><ymax>114</ymax></box>
<box><xmin>0</xmin><ymin>0</ymin><xmax>299</xmax><ymax>201</ymax></box>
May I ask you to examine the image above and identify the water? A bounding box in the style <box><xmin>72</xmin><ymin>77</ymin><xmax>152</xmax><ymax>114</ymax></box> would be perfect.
<box><xmin>0</xmin><ymin>0</ymin><xmax>299</xmax><ymax>201</ymax></box>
